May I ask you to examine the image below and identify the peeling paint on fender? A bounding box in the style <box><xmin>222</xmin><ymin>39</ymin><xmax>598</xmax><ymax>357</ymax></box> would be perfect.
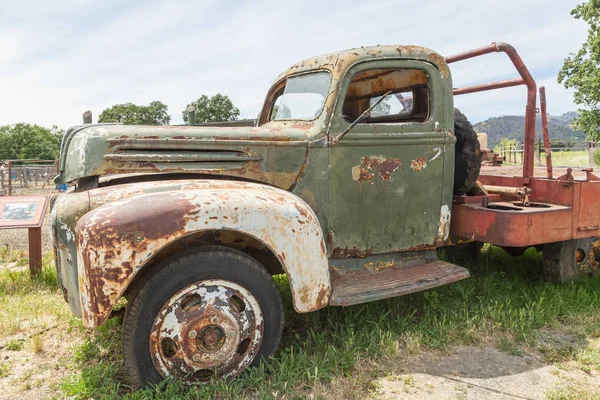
<box><xmin>75</xmin><ymin>180</ymin><xmax>331</xmax><ymax>328</ymax></box>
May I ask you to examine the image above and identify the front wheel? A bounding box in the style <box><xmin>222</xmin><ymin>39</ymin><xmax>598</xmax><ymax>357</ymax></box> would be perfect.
<box><xmin>122</xmin><ymin>248</ymin><xmax>284</xmax><ymax>387</ymax></box>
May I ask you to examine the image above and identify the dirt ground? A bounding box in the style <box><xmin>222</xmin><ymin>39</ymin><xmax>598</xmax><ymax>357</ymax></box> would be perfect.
<box><xmin>371</xmin><ymin>344</ymin><xmax>600</xmax><ymax>399</ymax></box>
<box><xmin>480</xmin><ymin>165</ymin><xmax>594</xmax><ymax>180</ymax></box>
<box><xmin>0</xmin><ymin>325</ymin><xmax>83</xmax><ymax>400</ymax></box>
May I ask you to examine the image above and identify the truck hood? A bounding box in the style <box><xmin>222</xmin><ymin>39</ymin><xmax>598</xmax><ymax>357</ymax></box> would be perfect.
<box><xmin>56</xmin><ymin>123</ymin><xmax>312</xmax><ymax>190</ymax></box>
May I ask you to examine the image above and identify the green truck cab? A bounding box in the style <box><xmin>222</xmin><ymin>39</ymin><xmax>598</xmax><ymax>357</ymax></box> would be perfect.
<box><xmin>50</xmin><ymin>44</ymin><xmax>480</xmax><ymax>386</ymax></box>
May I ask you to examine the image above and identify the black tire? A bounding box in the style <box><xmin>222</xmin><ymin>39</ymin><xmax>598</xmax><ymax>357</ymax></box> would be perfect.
<box><xmin>122</xmin><ymin>247</ymin><xmax>284</xmax><ymax>388</ymax></box>
<box><xmin>454</xmin><ymin>108</ymin><xmax>482</xmax><ymax>195</ymax></box>
<box><xmin>501</xmin><ymin>246</ymin><xmax>527</xmax><ymax>257</ymax></box>
<box><xmin>439</xmin><ymin>241</ymin><xmax>483</xmax><ymax>265</ymax></box>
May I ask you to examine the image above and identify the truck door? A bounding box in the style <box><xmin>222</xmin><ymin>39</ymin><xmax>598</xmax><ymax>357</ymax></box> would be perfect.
<box><xmin>327</xmin><ymin>59</ymin><xmax>453</xmax><ymax>256</ymax></box>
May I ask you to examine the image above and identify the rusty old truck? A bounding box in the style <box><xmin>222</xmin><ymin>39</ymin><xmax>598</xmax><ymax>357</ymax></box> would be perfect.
<box><xmin>50</xmin><ymin>42</ymin><xmax>600</xmax><ymax>386</ymax></box>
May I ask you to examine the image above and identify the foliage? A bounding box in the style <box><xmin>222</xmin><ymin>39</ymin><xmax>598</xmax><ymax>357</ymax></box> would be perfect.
<box><xmin>558</xmin><ymin>0</ymin><xmax>600</xmax><ymax>140</ymax></box>
<box><xmin>474</xmin><ymin>113</ymin><xmax>585</xmax><ymax>148</ymax></box>
<box><xmin>595</xmin><ymin>149</ymin><xmax>600</xmax><ymax>166</ymax></box>
<box><xmin>98</xmin><ymin>101</ymin><xmax>171</xmax><ymax>125</ymax></box>
<box><xmin>0</xmin><ymin>123</ymin><xmax>62</xmax><ymax>160</ymax></box>
<box><xmin>182</xmin><ymin>94</ymin><xmax>240</xmax><ymax>124</ymax></box>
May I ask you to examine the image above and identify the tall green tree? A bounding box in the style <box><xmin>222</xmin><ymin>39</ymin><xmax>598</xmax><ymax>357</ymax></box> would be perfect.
<box><xmin>0</xmin><ymin>123</ymin><xmax>63</xmax><ymax>160</ymax></box>
<box><xmin>183</xmin><ymin>94</ymin><xmax>240</xmax><ymax>124</ymax></box>
<box><xmin>98</xmin><ymin>101</ymin><xmax>171</xmax><ymax>125</ymax></box>
<box><xmin>558</xmin><ymin>0</ymin><xmax>600</xmax><ymax>140</ymax></box>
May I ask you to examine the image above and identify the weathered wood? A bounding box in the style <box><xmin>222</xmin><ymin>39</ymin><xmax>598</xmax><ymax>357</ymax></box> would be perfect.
<box><xmin>28</xmin><ymin>227</ymin><xmax>43</xmax><ymax>276</ymax></box>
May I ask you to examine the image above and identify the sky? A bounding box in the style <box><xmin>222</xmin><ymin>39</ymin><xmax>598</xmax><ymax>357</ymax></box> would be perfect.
<box><xmin>0</xmin><ymin>0</ymin><xmax>589</xmax><ymax>129</ymax></box>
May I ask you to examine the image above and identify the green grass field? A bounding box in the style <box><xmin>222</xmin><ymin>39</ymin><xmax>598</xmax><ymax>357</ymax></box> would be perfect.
<box><xmin>1</xmin><ymin>246</ymin><xmax>599</xmax><ymax>399</ymax></box>
<box><xmin>543</xmin><ymin>151</ymin><xmax>591</xmax><ymax>168</ymax></box>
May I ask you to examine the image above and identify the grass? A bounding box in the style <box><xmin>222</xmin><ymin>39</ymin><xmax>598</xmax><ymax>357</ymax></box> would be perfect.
<box><xmin>0</xmin><ymin>252</ymin><xmax>70</xmax><ymax>340</ymax></box>
<box><xmin>1</xmin><ymin>245</ymin><xmax>600</xmax><ymax>399</ymax></box>
<box><xmin>0</xmin><ymin>246</ymin><xmax>28</xmax><ymax>266</ymax></box>
<box><xmin>540</xmin><ymin>151</ymin><xmax>590</xmax><ymax>168</ymax></box>
<box><xmin>54</xmin><ymin>245</ymin><xmax>600</xmax><ymax>399</ymax></box>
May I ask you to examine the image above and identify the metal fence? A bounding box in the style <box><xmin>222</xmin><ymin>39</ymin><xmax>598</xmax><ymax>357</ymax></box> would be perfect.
<box><xmin>0</xmin><ymin>160</ymin><xmax>58</xmax><ymax>196</ymax></box>
<box><xmin>496</xmin><ymin>141</ymin><xmax>598</xmax><ymax>168</ymax></box>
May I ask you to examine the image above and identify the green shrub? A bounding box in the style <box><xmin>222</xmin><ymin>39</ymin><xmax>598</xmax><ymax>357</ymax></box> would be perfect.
<box><xmin>595</xmin><ymin>149</ymin><xmax>600</xmax><ymax>166</ymax></box>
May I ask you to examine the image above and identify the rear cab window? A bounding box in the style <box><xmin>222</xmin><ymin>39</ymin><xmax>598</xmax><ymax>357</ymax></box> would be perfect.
<box><xmin>342</xmin><ymin>68</ymin><xmax>429</xmax><ymax>124</ymax></box>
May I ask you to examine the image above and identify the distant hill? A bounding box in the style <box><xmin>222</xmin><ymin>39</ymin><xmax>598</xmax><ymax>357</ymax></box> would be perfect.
<box><xmin>473</xmin><ymin>112</ymin><xmax>586</xmax><ymax>148</ymax></box>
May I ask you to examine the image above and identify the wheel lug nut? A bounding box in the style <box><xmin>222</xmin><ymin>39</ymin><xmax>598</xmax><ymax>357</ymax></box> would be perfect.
<box><xmin>188</xmin><ymin>330</ymin><xmax>197</xmax><ymax>339</ymax></box>
<box><xmin>193</xmin><ymin>354</ymin><xmax>201</xmax><ymax>362</ymax></box>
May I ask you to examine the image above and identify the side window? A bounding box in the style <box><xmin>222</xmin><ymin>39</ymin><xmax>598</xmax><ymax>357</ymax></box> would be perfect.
<box><xmin>342</xmin><ymin>69</ymin><xmax>429</xmax><ymax>123</ymax></box>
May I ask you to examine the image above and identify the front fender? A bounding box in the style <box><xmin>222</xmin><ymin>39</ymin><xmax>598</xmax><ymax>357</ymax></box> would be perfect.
<box><xmin>75</xmin><ymin>181</ymin><xmax>330</xmax><ymax>328</ymax></box>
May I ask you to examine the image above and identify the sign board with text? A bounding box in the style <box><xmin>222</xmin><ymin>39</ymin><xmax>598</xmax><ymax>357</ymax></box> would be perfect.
<box><xmin>0</xmin><ymin>196</ymin><xmax>49</xmax><ymax>229</ymax></box>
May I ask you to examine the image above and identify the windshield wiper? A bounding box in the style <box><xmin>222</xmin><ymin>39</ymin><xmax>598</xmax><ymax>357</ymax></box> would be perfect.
<box><xmin>331</xmin><ymin>90</ymin><xmax>392</xmax><ymax>145</ymax></box>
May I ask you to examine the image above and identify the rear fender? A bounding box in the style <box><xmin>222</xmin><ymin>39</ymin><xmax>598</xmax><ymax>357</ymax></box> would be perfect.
<box><xmin>75</xmin><ymin>182</ymin><xmax>330</xmax><ymax>328</ymax></box>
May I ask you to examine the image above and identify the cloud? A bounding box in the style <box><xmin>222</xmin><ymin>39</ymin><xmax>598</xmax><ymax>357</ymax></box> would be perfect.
<box><xmin>0</xmin><ymin>0</ymin><xmax>589</xmax><ymax>128</ymax></box>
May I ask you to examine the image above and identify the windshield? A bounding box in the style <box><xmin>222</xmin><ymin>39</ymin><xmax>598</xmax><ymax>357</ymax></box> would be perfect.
<box><xmin>270</xmin><ymin>72</ymin><xmax>331</xmax><ymax>121</ymax></box>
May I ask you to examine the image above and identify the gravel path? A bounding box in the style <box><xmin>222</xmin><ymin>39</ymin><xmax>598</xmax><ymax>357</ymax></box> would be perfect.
<box><xmin>0</xmin><ymin>220</ymin><xmax>53</xmax><ymax>253</ymax></box>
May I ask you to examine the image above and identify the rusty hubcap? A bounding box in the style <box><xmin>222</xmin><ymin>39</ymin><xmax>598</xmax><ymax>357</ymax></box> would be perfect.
<box><xmin>149</xmin><ymin>280</ymin><xmax>264</xmax><ymax>383</ymax></box>
<box><xmin>198</xmin><ymin>325</ymin><xmax>226</xmax><ymax>351</ymax></box>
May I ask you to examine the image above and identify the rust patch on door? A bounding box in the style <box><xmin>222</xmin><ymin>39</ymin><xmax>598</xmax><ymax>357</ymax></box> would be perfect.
<box><xmin>410</xmin><ymin>156</ymin><xmax>427</xmax><ymax>171</ymax></box>
<box><xmin>351</xmin><ymin>156</ymin><xmax>402</xmax><ymax>185</ymax></box>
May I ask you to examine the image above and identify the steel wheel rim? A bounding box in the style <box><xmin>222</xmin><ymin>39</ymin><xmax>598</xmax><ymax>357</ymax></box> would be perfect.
<box><xmin>149</xmin><ymin>279</ymin><xmax>264</xmax><ymax>383</ymax></box>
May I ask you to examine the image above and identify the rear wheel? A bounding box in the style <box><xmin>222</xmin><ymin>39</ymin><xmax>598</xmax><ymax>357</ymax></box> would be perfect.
<box><xmin>440</xmin><ymin>241</ymin><xmax>483</xmax><ymax>265</ymax></box>
<box><xmin>122</xmin><ymin>247</ymin><xmax>284</xmax><ymax>387</ymax></box>
<box><xmin>543</xmin><ymin>238</ymin><xmax>600</xmax><ymax>282</ymax></box>
<box><xmin>454</xmin><ymin>108</ymin><xmax>482</xmax><ymax>195</ymax></box>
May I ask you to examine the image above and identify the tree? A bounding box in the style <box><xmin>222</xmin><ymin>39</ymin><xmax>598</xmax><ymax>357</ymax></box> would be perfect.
<box><xmin>0</xmin><ymin>123</ymin><xmax>62</xmax><ymax>160</ymax></box>
<box><xmin>558</xmin><ymin>0</ymin><xmax>600</xmax><ymax>140</ymax></box>
<box><xmin>98</xmin><ymin>101</ymin><xmax>171</xmax><ymax>125</ymax></box>
<box><xmin>183</xmin><ymin>94</ymin><xmax>240</xmax><ymax>124</ymax></box>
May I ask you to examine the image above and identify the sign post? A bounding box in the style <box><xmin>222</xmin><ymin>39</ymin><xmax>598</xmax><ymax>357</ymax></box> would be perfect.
<box><xmin>0</xmin><ymin>196</ymin><xmax>49</xmax><ymax>276</ymax></box>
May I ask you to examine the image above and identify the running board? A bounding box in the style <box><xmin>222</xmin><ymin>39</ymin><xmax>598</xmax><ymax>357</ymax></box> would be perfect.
<box><xmin>329</xmin><ymin>260</ymin><xmax>470</xmax><ymax>306</ymax></box>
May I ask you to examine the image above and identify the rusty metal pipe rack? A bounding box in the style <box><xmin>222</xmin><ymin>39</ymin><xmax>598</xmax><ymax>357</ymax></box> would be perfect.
<box><xmin>445</xmin><ymin>42</ymin><xmax>537</xmax><ymax>182</ymax></box>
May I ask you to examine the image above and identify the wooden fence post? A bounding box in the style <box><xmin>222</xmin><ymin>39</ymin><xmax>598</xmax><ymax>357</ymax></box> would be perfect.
<box><xmin>7</xmin><ymin>161</ymin><xmax>11</xmax><ymax>196</ymax></box>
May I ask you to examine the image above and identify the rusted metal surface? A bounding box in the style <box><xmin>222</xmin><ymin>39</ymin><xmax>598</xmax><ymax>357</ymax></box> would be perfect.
<box><xmin>57</xmin><ymin>124</ymin><xmax>311</xmax><ymax>191</ymax></box>
<box><xmin>351</xmin><ymin>156</ymin><xmax>402</xmax><ymax>185</ymax></box>
<box><xmin>581</xmin><ymin>168</ymin><xmax>600</xmax><ymax>182</ymax></box>
<box><xmin>446</xmin><ymin>42</ymin><xmax>537</xmax><ymax>180</ymax></box>
<box><xmin>262</xmin><ymin>44</ymin><xmax>449</xmax><ymax>126</ymax></box>
<box><xmin>74</xmin><ymin>180</ymin><xmax>330</xmax><ymax>328</ymax></box>
<box><xmin>330</xmin><ymin>260</ymin><xmax>469</xmax><ymax>306</ymax></box>
<box><xmin>577</xmin><ymin>181</ymin><xmax>600</xmax><ymax>235</ymax></box>
<box><xmin>450</xmin><ymin>201</ymin><xmax>573</xmax><ymax>247</ymax></box>
<box><xmin>557</xmin><ymin>168</ymin><xmax>574</xmax><ymax>182</ymax></box>
<box><xmin>331</xmin><ymin>246</ymin><xmax>373</xmax><ymax>259</ymax></box>
<box><xmin>149</xmin><ymin>279</ymin><xmax>263</xmax><ymax>382</ymax></box>
<box><xmin>451</xmin><ymin>171</ymin><xmax>600</xmax><ymax>246</ymax></box>
<box><xmin>325</xmin><ymin>52</ymin><xmax>454</xmax><ymax>255</ymax></box>
<box><xmin>539</xmin><ymin>87</ymin><xmax>553</xmax><ymax>179</ymax></box>
<box><xmin>451</xmin><ymin>78</ymin><xmax>525</xmax><ymax>95</ymax></box>
<box><xmin>410</xmin><ymin>156</ymin><xmax>427</xmax><ymax>171</ymax></box>
<box><xmin>484</xmin><ymin>185</ymin><xmax>531</xmax><ymax>197</ymax></box>
<box><xmin>453</xmin><ymin>194</ymin><xmax>504</xmax><ymax>204</ymax></box>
